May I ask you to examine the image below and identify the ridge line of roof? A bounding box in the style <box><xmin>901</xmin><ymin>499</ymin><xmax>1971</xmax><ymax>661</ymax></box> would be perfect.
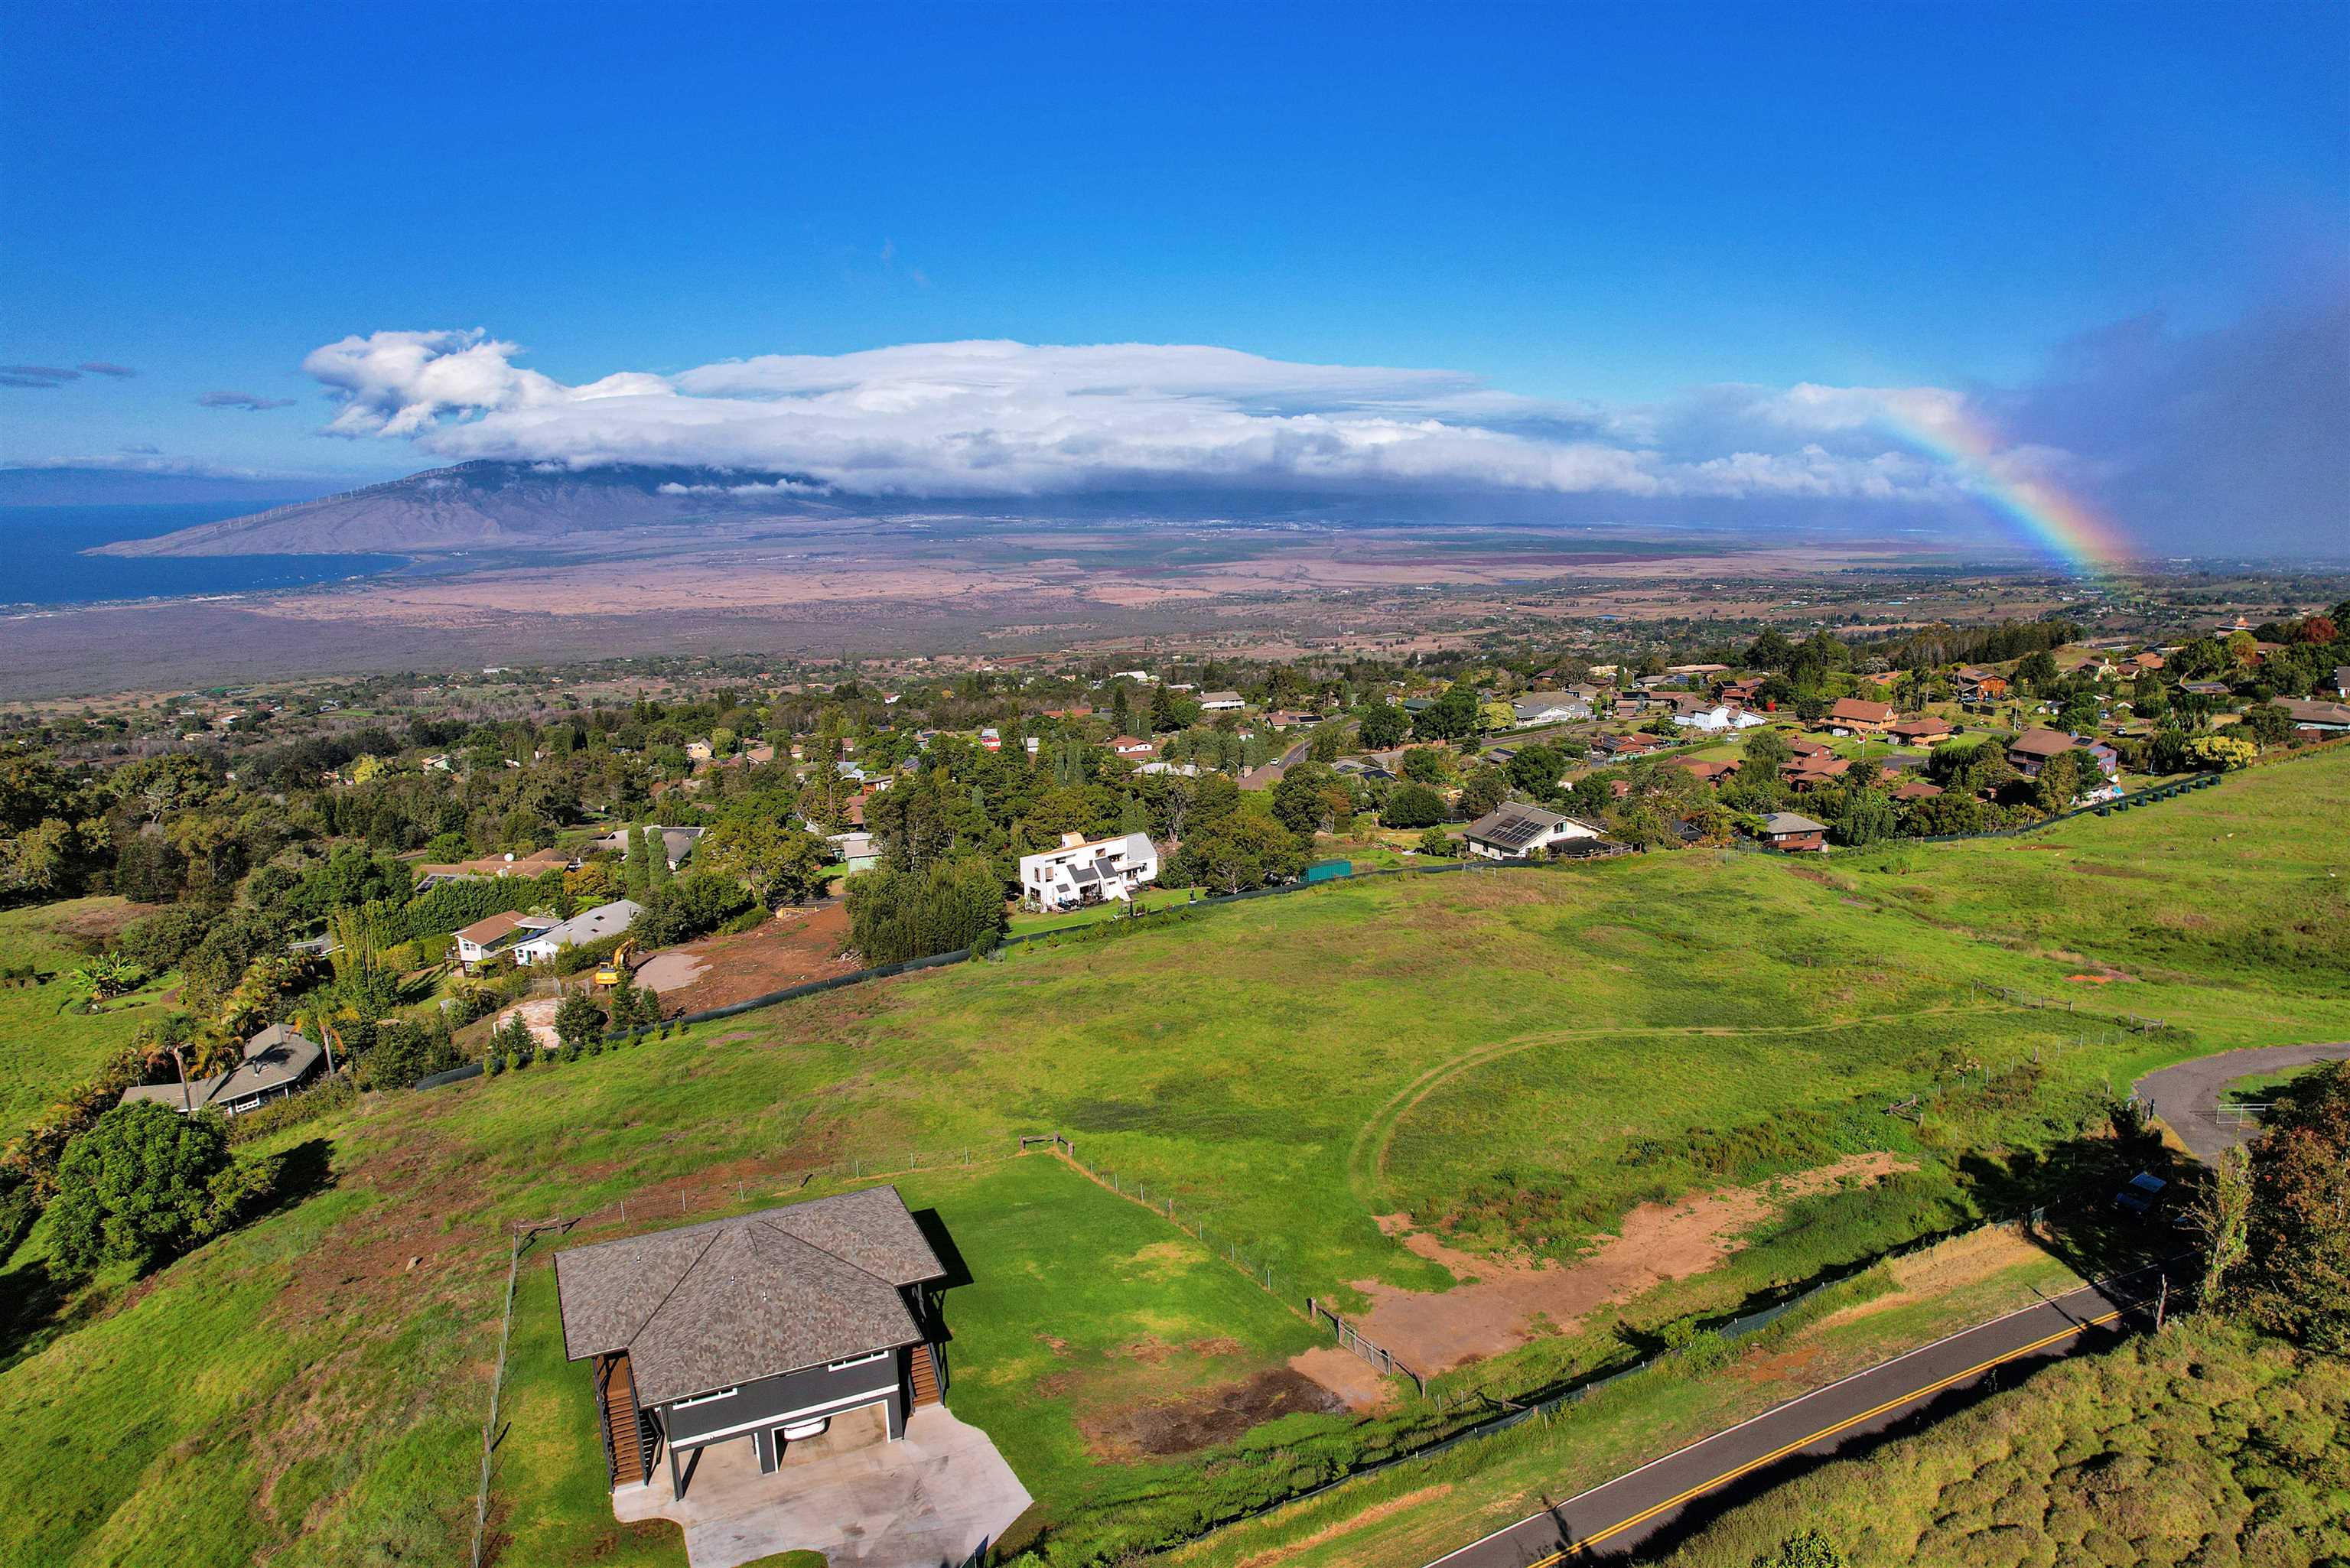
<box><xmin>623</xmin><ymin>1228</ymin><xmax>724</xmax><ymax>1349</ymax></box>
<box><xmin>745</xmin><ymin>1214</ymin><xmax>897</xmax><ymax>1285</ymax></box>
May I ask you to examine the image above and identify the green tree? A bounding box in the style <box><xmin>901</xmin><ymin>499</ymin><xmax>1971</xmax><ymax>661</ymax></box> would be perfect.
<box><xmin>2015</xmin><ymin>649</ymin><xmax>2060</xmax><ymax>695</ymax></box>
<box><xmin>554</xmin><ymin>993</ymin><xmax>608</xmax><ymax>1050</ymax></box>
<box><xmin>1832</xmin><ymin>789</ymin><xmax>1897</xmax><ymax>847</ymax></box>
<box><xmin>1741</xmin><ymin>727</ymin><xmax>1792</xmax><ymax>782</ymax></box>
<box><xmin>2192</xmin><ymin>1145</ymin><xmax>2254</xmax><ymax>1304</ymax></box>
<box><xmin>623</xmin><ymin>825</ymin><xmax>651</xmax><ymax>897</ymax></box>
<box><xmin>1382</xmin><ymin>782</ymin><xmax>1449</xmax><ymax>829</ymax></box>
<box><xmin>47</xmin><ymin>1101</ymin><xmax>231</xmax><ymax>1274</ymax></box>
<box><xmin>1459</xmin><ymin>767</ymin><xmax>1509</xmax><ymax>820</ymax></box>
<box><xmin>1178</xmin><ymin>808</ymin><xmax>1307</xmax><ymax>893</ymax></box>
<box><xmin>1400</xmin><ymin>746</ymin><xmax>1451</xmax><ymax>785</ymax></box>
<box><xmin>1753</xmin><ymin>1529</ymin><xmax>1847</xmax><ymax>1568</ymax></box>
<box><xmin>1505</xmin><ymin>743</ymin><xmax>1567</xmax><ymax>800</ymax></box>
<box><xmin>2236</xmin><ymin>1060</ymin><xmax>2350</xmax><ymax>1352</ymax></box>
<box><xmin>1414</xmin><ymin>684</ymin><xmax>1479</xmax><ymax>742</ymax></box>
<box><xmin>1415</xmin><ymin>826</ymin><xmax>1453</xmax><ymax>857</ymax></box>
<box><xmin>845</xmin><ymin>854</ymin><xmax>1005</xmax><ymax>965</ymax></box>
<box><xmin>2238</xmin><ymin>703</ymin><xmax>2297</xmax><ymax>750</ymax></box>
<box><xmin>698</xmin><ymin>817</ymin><xmax>838</xmax><ymax>906</ymax></box>
<box><xmin>2185</xmin><ymin>734</ymin><xmax>2257</xmax><ymax>770</ymax></box>
<box><xmin>1357</xmin><ymin>702</ymin><xmax>1407</xmax><ymax>750</ymax></box>
<box><xmin>644</xmin><ymin>827</ymin><xmax>674</xmax><ymax>893</ymax></box>
<box><xmin>2033</xmin><ymin>748</ymin><xmax>2086</xmax><ymax>812</ymax></box>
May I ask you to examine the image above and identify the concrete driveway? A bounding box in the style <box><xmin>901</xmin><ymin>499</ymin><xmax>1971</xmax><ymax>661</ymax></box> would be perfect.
<box><xmin>614</xmin><ymin>1405</ymin><xmax>1032</xmax><ymax>1568</ymax></box>
<box><xmin>2135</xmin><ymin>1043</ymin><xmax>2349</xmax><ymax>1163</ymax></box>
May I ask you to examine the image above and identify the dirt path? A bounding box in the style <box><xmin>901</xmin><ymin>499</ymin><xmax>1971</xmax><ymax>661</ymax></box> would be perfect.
<box><xmin>1351</xmin><ymin>1153</ymin><xmax>1914</xmax><ymax>1371</ymax></box>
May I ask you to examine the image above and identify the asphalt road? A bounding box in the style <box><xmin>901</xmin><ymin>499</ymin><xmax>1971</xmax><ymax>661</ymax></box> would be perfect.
<box><xmin>2134</xmin><ymin>1043</ymin><xmax>2349</xmax><ymax>1163</ymax></box>
<box><xmin>1425</xmin><ymin>1270</ymin><xmax>2168</xmax><ymax>1568</ymax></box>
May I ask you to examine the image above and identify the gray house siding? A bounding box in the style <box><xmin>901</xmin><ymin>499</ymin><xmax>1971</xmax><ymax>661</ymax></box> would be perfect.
<box><xmin>659</xmin><ymin>1345</ymin><xmax>913</xmax><ymax>1450</ymax></box>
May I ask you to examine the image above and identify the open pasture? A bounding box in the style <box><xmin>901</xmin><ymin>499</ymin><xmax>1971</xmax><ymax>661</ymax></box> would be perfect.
<box><xmin>0</xmin><ymin>750</ymin><xmax>2341</xmax><ymax>1565</ymax></box>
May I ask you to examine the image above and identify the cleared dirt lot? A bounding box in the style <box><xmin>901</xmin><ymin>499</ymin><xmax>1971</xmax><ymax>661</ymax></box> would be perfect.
<box><xmin>636</xmin><ymin>900</ymin><xmax>857</xmax><ymax>1013</ymax></box>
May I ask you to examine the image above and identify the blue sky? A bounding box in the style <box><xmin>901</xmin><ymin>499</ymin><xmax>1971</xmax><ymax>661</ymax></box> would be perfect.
<box><xmin>1</xmin><ymin>2</ymin><xmax>2343</xmax><ymax>553</ymax></box>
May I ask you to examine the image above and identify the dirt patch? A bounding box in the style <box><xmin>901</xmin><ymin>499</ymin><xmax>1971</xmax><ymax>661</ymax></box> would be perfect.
<box><xmin>1288</xmin><ymin>1345</ymin><xmax>1396</xmax><ymax>1410</ymax></box>
<box><xmin>643</xmin><ymin>900</ymin><xmax>856</xmax><ymax>1013</ymax></box>
<box><xmin>495</xmin><ymin>996</ymin><xmax>561</xmax><ymax>1052</ymax></box>
<box><xmin>43</xmin><ymin>899</ymin><xmax>158</xmax><ymax>947</ymax></box>
<box><xmin>1082</xmin><ymin>1368</ymin><xmax>1347</xmax><ymax>1458</ymax></box>
<box><xmin>1736</xmin><ymin>1342</ymin><xmax>1828</xmax><ymax>1385</ymax></box>
<box><xmin>1355</xmin><ymin>1153</ymin><xmax>1915</xmax><ymax>1371</ymax></box>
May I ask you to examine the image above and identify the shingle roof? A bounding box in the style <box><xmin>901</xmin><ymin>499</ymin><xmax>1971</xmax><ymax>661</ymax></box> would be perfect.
<box><xmin>456</xmin><ymin>911</ymin><xmax>531</xmax><ymax>946</ymax></box>
<box><xmin>2007</xmin><ymin>727</ymin><xmax>2078</xmax><ymax>757</ymax></box>
<box><xmin>1762</xmin><ymin>812</ymin><xmax>1829</xmax><ymax>835</ymax></box>
<box><xmin>554</xmin><ymin>1186</ymin><xmax>946</xmax><ymax>1406</ymax></box>
<box><xmin>119</xmin><ymin>1024</ymin><xmax>324</xmax><ymax>1113</ymax></box>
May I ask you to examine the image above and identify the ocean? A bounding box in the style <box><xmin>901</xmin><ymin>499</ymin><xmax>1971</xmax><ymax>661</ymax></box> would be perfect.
<box><xmin>0</xmin><ymin>503</ymin><xmax>405</xmax><ymax>609</ymax></box>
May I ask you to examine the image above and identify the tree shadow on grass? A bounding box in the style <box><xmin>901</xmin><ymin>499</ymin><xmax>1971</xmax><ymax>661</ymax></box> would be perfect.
<box><xmin>256</xmin><ymin>1137</ymin><xmax>337</xmax><ymax>1216</ymax></box>
<box><xmin>0</xmin><ymin>1254</ymin><xmax>103</xmax><ymax>1376</ymax></box>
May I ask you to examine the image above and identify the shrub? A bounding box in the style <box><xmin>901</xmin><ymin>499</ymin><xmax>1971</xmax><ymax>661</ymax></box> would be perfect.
<box><xmin>487</xmin><ymin>1052</ymin><xmax>506</xmax><ymax>1075</ymax></box>
<box><xmin>47</xmin><ymin>1101</ymin><xmax>231</xmax><ymax>1274</ymax></box>
<box><xmin>358</xmin><ymin>1020</ymin><xmax>462</xmax><ymax>1091</ymax></box>
<box><xmin>553</xmin><ymin>994</ymin><xmax>607</xmax><ymax>1050</ymax></box>
<box><xmin>225</xmin><ymin>1073</ymin><xmax>356</xmax><ymax>1146</ymax></box>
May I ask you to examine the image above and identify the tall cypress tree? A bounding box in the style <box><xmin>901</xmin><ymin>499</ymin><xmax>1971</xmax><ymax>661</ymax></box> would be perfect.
<box><xmin>645</xmin><ymin>824</ymin><xmax>673</xmax><ymax>894</ymax></box>
<box><xmin>623</xmin><ymin>824</ymin><xmax>650</xmax><ymax>898</ymax></box>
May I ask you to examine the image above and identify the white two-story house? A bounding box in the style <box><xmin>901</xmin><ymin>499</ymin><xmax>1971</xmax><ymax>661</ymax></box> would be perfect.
<box><xmin>1017</xmin><ymin>831</ymin><xmax>1159</xmax><ymax>912</ymax></box>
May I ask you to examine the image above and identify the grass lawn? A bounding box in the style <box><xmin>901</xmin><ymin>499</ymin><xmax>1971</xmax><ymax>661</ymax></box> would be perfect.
<box><xmin>2221</xmin><ymin>1061</ymin><xmax>2339</xmax><ymax>1105</ymax></box>
<box><xmin>0</xmin><ymin>896</ymin><xmax>178</xmax><ymax>1144</ymax></box>
<box><xmin>0</xmin><ymin>749</ymin><xmax>2342</xmax><ymax>1564</ymax></box>
<box><xmin>1009</xmin><ymin>884</ymin><xmax>1207</xmax><ymax>936</ymax></box>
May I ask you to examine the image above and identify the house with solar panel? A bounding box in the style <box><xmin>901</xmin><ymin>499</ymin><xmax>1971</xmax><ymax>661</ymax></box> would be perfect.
<box><xmin>553</xmin><ymin>1186</ymin><xmax>952</xmax><ymax>1498</ymax></box>
<box><xmin>1017</xmin><ymin>830</ymin><xmax>1158</xmax><ymax>912</ymax></box>
<box><xmin>1460</xmin><ymin>802</ymin><xmax>1606</xmax><ymax>861</ymax></box>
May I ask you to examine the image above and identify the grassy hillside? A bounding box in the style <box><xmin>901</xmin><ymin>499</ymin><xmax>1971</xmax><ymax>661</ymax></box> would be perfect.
<box><xmin>0</xmin><ymin>749</ymin><xmax>2342</xmax><ymax>1566</ymax></box>
<box><xmin>1654</xmin><ymin>1316</ymin><xmax>2350</xmax><ymax>1568</ymax></box>
<box><xmin>0</xmin><ymin>897</ymin><xmax>176</xmax><ymax>1143</ymax></box>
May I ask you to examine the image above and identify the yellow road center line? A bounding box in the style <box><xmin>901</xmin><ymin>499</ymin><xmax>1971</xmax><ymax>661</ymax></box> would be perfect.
<box><xmin>1515</xmin><ymin>1306</ymin><xmax>2126</xmax><ymax>1566</ymax></box>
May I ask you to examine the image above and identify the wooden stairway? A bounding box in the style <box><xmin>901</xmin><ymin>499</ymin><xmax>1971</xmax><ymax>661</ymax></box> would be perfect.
<box><xmin>604</xmin><ymin>1354</ymin><xmax>647</xmax><ymax>1484</ymax></box>
<box><xmin>909</xmin><ymin>1344</ymin><xmax>942</xmax><ymax>1407</ymax></box>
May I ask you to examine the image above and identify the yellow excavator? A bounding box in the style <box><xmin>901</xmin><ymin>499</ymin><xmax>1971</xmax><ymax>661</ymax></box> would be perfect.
<box><xmin>594</xmin><ymin>939</ymin><xmax>640</xmax><ymax>991</ymax></box>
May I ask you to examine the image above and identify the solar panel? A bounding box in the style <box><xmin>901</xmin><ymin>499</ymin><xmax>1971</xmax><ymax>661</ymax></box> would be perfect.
<box><xmin>1484</xmin><ymin>814</ymin><xmax>1548</xmax><ymax>848</ymax></box>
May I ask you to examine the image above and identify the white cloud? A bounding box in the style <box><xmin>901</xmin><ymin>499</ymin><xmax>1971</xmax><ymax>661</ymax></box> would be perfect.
<box><xmin>297</xmin><ymin>329</ymin><xmax>2026</xmax><ymax>505</ymax></box>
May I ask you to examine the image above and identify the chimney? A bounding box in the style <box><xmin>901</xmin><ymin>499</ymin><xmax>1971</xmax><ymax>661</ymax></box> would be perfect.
<box><xmin>1059</xmin><ymin>831</ymin><xmax>1085</xmax><ymax>848</ymax></box>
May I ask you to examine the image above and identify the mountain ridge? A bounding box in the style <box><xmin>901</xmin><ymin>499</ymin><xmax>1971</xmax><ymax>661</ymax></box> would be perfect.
<box><xmin>86</xmin><ymin>461</ymin><xmax>844</xmax><ymax>558</ymax></box>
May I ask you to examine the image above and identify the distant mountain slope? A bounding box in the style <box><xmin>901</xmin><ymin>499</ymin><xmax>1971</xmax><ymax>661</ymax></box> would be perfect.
<box><xmin>0</xmin><ymin>465</ymin><xmax>353</xmax><ymax>509</ymax></box>
<box><xmin>86</xmin><ymin>461</ymin><xmax>836</xmax><ymax>557</ymax></box>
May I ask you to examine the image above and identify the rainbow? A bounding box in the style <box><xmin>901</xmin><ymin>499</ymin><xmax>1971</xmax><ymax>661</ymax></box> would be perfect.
<box><xmin>1876</xmin><ymin>405</ymin><xmax>2138</xmax><ymax>576</ymax></box>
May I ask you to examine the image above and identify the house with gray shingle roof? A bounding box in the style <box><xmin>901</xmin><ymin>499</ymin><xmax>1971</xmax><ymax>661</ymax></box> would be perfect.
<box><xmin>554</xmin><ymin>1186</ymin><xmax>950</xmax><ymax>1495</ymax></box>
<box><xmin>118</xmin><ymin>1023</ymin><xmax>326</xmax><ymax>1117</ymax></box>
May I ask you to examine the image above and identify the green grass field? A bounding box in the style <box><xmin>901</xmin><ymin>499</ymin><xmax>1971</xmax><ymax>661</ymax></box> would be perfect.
<box><xmin>0</xmin><ymin>897</ymin><xmax>178</xmax><ymax>1143</ymax></box>
<box><xmin>0</xmin><ymin>750</ymin><xmax>2341</xmax><ymax>1565</ymax></box>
